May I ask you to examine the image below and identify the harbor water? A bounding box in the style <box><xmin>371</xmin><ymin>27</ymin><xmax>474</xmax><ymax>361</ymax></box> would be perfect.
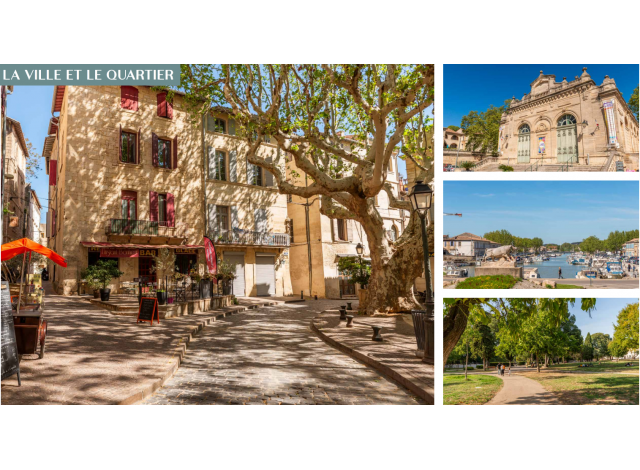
<box><xmin>466</xmin><ymin>254</ymin><xmax>585</xmax><ymax>279</ymax></box>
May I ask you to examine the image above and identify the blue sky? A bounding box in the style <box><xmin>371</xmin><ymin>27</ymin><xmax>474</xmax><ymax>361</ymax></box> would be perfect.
<box><xmin>5</xmin><ymin>85</ymin><xmax>419</xmax><ymax>221</ymax></box>
<box><xmin>572</xmin><ymin>298</ymin><xmax>637</xmax><ymax>337</ymax></box>
<box><xmin>444</xmin><ymin>64</ymin><xmax>639</xmax><ymax>127</ymax></box>
<box><xmin>444</xmin><ymin>181</ymin><xmax>639</xmax><ymax>244</ymax></box>
<box><xmin>5</xmin><ymin>86</ymin><xmax>53</xmax><ymax>222</ymax></box>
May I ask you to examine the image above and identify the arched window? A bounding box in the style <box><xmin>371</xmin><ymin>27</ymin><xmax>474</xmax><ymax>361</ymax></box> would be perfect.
<box><xmin>518</xmin><ymin>124</ymin><xmax>530</xmax><ymax>134</ymax></box>
<box><xmin>557</xmin><ymin>114</ymin><xmax>577</xmax><ymax>127</ymax></box>
<box><xmin>449</xmin><ymin>143</ymin><xmax>457</xmax><ymax>149</ymax></box>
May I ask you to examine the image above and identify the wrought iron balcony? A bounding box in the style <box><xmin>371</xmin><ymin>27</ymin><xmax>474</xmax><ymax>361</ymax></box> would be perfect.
<box><xmin>209</xmin><ymin>229</ymin><xmax>290</xmax><ymax>247</ymax></box>
<box><xmin>106</xmin><ymin>219</ymin><xmax>184</xmax><ymax>238</ymax></box>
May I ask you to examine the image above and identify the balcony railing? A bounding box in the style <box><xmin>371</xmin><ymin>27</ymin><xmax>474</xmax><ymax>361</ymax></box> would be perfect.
<box><xmin>209</xmin><ymin>229</ymin><xmax>290</xmax><ymax>247</ymax></box>
<box><xmin>106</xmin><ymin>219</ymin><xmax>183</xmax><ymax>238</ymax></box>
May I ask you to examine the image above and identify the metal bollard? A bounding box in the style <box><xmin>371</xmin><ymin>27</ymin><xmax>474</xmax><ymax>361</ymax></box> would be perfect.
<box><xmin>339</xmin><ymin>308</ymin><xmax>347</xmax><ymax>321</ymax></box>
<box><xmin>346</xmin><ymin>315</ymin><xmax>354</xmax><ymax>327</ymax></box>
<box><xmin>371</xmin><ymin>326</ymin><xmax>383</xmax><ymax>341</ymax></box>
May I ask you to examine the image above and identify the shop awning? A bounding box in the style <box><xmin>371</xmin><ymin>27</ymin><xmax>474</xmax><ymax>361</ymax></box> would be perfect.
<box><xmin>81</xmin><ymin>242</ymin><xmax>203</xmax><ymax>249</ymax></box>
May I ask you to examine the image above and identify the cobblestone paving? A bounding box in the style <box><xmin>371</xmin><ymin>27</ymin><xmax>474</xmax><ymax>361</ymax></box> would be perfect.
<box><xmin>142</xmin><ymin>301</ymin><xmax>423</xmax><ymax>405</ymax></box>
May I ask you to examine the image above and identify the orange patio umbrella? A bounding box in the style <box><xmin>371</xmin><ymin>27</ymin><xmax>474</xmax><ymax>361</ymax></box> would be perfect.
<box><xmin>1</xmin><ymin>238</ymin><xmax>67</xmax><ymax>267</ymax></box>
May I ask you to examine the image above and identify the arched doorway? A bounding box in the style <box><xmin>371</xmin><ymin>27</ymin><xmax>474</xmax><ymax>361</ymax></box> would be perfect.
<box><xmin>517</xmin><ymin>124</ymin><xmax>530</xmax><ymax>163</ymax></box>
<box><xmin>556</xmin><ymin>114</ymin><xmax>578</xmax><ymax>163</ymax></box>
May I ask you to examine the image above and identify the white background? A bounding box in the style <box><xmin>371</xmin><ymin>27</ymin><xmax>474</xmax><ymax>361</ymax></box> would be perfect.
<box><xmin>1</xmin><ymin>1</ymin><xmax>639</xmax><ymax>469</ymax></box>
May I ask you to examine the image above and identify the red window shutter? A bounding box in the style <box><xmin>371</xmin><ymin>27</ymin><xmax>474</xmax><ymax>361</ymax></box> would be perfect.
<box><xmin>157</xmin><ymin>93</ymin><xmax>167</xmax><ymax>117</ymax></box>
<box><xmin>119</xmin><ymin>124</ymin><xmax>122</xmax><ymax>162</ymax></box>
<box><xmin>166</xmin><ymin>193</ymin><xmax>175</xmax><ymax>227</ymax></box>
<box><xmin>121</xmin><ymin>86</ymin><xmax>138</xmax><ymax>111</ymax></box>
<box><xmin>172</xmin><ymin>136</ymin><xmax>178</xmax><ymax>169</ymax></box>
<box><xmin>49</xmin><ymin>160</ymin><xmax>57</xmax><ymax>186</ymax></box>
<box><xmin>152</xmin><ymin>133</ymin><xmax>158</xmax><ymax>166</ymax></box>
<box><xmin>52</xmin><ymin>209</ymin><xmax>56</xmax><ymax>235</ymax></box>
<box><xmin>167</xmin><ymin>99</ymin><xmax>173</xmax><ymax>119</ymax></box>
<box><xmin>137</xmin><ymin>128</ymin><xmax>141</xmax><ymax>164</ymax></box>
<box><xmin>149</xmin><ymin>192</ymin><xmax>159</xmax><ymax>221</ymax></box>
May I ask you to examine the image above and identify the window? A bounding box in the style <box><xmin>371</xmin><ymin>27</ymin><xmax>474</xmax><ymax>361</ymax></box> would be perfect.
<box><xmin>337</xmin><ymin>220</ymin><xmax>347</xmax><ymax>241</ymax></box>
<box><xmin>557</xmin><ymin>114</ymin><xmax>577</xmax><ymax>127</ymax></box>
<box><xmin>519</xmin><ymin>124</ymin><xmax>530</xmax><ymax>133</ymax></box>
<box><xmin>216</xmin><ymin>205</ymin><xmax>229</xmax><ymax>232</ymax></box>
<box><xmin>249</xmin><ymin>163</ymin><xmax>262</xmax><ymax>186</ymax></box>
<box><xmin>214</xmin><ymin>151</ymin><xmax>226</xmax><ymax>180</ymax></box>
<box><xmin>208</xmin><ymin>117</ymin><xmax>226</xmax><ymax>133</ymax></box>
<box><xmin>451</xmin><ymin>135</ymin><xmax>458</xmax><ymax>140</ymax></box>
<box><xmin>158</xmin><ymin>194</ymin><xmax>167</xmax><ymax>226</ymax></box>
<box><xmin>156</xmin><ymin>92</ymin><xmax>173</xmax><ymax>119</ymax></box>
<box><xmin>121</xmin><ymin>131</ymin><xmax>137</xmax><ymax>163</ymax></box>
<box><xmin>158</xmin><ymin>139</ymin><xmax>171</xmax><ymax>168</ymax></box>
<box><xmin>288</xmin><ymin>219</ymin><xmax>294</xmax><ymax>243</ymax></box>
<box><xmin>121</xmin><ymin>86</ymin><xmax>138</xmax><ymax>111</ymax></box>
<box><xmin>390</xmin><ymin>225</ymin><xmax>398</xmax><ymax>241</ymax></box>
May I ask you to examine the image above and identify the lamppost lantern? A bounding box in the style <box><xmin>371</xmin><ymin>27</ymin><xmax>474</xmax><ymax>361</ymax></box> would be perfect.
<box><xmin>355</xmin><ymin>242</ymin><xmax>364</xmax><ymax>256</ymax></box>
<box><xmin>408</xmin><ymin>180</ymin><xmax>433</xmax><ymax>215</ymax></box>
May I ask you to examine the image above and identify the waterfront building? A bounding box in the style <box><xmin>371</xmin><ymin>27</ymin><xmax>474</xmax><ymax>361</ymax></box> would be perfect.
<box><xmin>624</xmin><ymin>238</ymin><xmax>638</xmax><ymax>258</ymax></box>
<box><xmin>443</xmin><ymin>233</ymin><xmax>500</xmax><ymax>257</ymax></box>
<box><xmin>498</xmin><ymin>68</ymin><xmax>639</xmax><ymax>170</ymax></box>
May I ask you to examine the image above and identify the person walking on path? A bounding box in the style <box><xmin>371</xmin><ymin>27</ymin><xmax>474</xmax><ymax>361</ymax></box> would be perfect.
<box><xmin>558</xmin><ymin>267</ymin><xmax>563</xmax><ymax>279</ymax></box>
<box><xmin>497</xmin><ymin>363</ymin><xmax>501</xmax><ymax>375</ymax></box>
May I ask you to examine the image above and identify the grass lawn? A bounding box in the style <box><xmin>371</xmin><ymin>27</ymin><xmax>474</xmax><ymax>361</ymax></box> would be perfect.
<box><xmin>443</xmin><ymin>374</ymin><xmax>503</xmax><ymax>405</ymax></box>
<box><xmin>522</xmin><ymin>372</ymin><xmax>639</xmax><ymax>405</ymax></box>
<box><xmin>549</xmin><ymin>284</ymin><xmax>583</xmax><ymax>289</ymax></box>
<box><xmin>456</xmin><ymin>275</ymin><xmax>518</xmax><ymax>289</ymax></box>
<box><xmin>546</xmin><ymin>361</ymin><xmax>639</xmax><ymax>373</ymax></box>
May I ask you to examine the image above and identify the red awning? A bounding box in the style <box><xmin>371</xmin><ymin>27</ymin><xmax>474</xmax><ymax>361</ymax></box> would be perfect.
<box><xmin>2</xmin><ymin>238</ymin><xmax>67</xmax><ymax>267</ymax></box>
<box><xmin>80</xmin><ymin>242</ymin><xmax>203</xmax><ymax>249</ymax></box>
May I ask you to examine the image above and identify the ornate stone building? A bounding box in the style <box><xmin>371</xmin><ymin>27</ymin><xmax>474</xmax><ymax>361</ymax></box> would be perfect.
<box><xmin>498</xmin><ymin>68</ymin><xmax>639</xmax><ymax>170</ymax></box>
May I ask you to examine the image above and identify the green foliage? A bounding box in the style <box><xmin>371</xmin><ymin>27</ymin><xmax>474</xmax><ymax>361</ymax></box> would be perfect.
<box><xmin>629</xmin><ymin>85</ymin><xmax>639</xmax><ymax>121</ymax></box>
<box><xmin>591</xmin><ymin>332</ymin><xmax>612</xmax><ymax>359</ymax></box>
<box><xmin>460</xmin><ymin>101</ymin><xmax>509</xmax><ymax>156</ymax></box>
<box><xmin>447</xmin><ymin>125</ymin><xmax>460</xmax><ymax>131</ymax></box>
<box><xmin>151</xmin><ymin>248</ymin><xmax>176</xmax><ymax>289</ymax></box>
<box><xmin>459</xmin><ymin>161</ymin><xmax>475</xmax><ymax>171</ymax></box>
<box><xmin>337</xmin><ymin>256</ymin><xmax>371</xmax><ymax>287</ymax></box>
<box><xmin>611</xmin><ymin>302</ymin><xmax>639</xmax><ymax>353</ymax></box>
<box><xmin>582</xmin><ymin>332</ymin><xmax>594</xmax><ymax>361</ymax></box>
<box><xmin>456</xmin><ymin>275</ymin><xmax>518</xmax><ymax>289</ymax></box>
<box><xmin>215</xmin><ymin>260</ymin><xmax>237</xmax><ymax>282</ymax></box>
<box><xmin>580</xmin><ymin>236</ymin><xmax>604</xmax><ymax>253</ymax></box>
<box><xmin>81</xmin><ymin>260</ymin><xmax>124</xmax><ymax>289</ymax></box>
<box><xmin>560</xmin><ymin>242</ymin><xmax>577</xmax><ymax>252</ymax></box>
<box><xmin>443</xmin><ymin>374</ymin><xmax>503</xmax><ymax>405</ymax></box>
<box><xmin>498</xmin><ymin>164</ymin><xmax>514</xmax><ymax>172</ymax></box>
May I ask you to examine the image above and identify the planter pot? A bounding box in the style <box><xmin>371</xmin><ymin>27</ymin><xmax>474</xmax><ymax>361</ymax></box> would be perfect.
<box><xmin>93</xmin><ymin>290</ymin><xmax>100</xmax><ymax>299</ymax></box>
<box><xmin>99</xmin><ymin>288</ymin><xmax>111</xmax><ymax>301</ymax></box>
<box><xmin>222</xmin><ymin>281</ymin><xmax>232</xmax><ymax>295</ymax></box>
<box><xmin>157</xmin><ymin>291</ymin><xmax>167</xmax><ymax>305</ymax></box>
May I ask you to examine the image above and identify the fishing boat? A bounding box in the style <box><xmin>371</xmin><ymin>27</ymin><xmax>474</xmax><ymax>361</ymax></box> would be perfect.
<box><xmin>524</xmin><ymin>268</ymin><xmax>540</xmax><ymax>279</ymax></box>
<box><xmin>605</xmin><ymin>261</ymin><xmax>624</xmax><ymax>279</ymax></box>
<box><xmin>576</xmin><ymin>269</ymin><xmax>599</xmax><ymax>280</ymax></box>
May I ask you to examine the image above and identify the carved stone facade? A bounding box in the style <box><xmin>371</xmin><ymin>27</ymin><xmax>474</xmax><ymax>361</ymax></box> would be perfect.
<box><xmin>498</xmin><ymin>68</ymin><xmax>639</xmax><ymax>169</ymax></box>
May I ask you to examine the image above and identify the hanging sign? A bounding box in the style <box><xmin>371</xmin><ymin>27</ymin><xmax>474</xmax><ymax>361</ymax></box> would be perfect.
<box><xmin>538</xmin><ymin>137</ymin><xmax>546</xmax><ymax>154</ymax></box>
<box><xmin>203</xmin><ymin>236</ymin><xmax>217</xmax><ymax>274</ymax></box>
<box><xmin>602</xmin><ymin>99</ymin><xmax>619</xmax><ymax>147</ymax></box>
<box><xmin>137</xmin><ymin>297</ymin><xmax>160</xmax><ymax>325</ymax></box>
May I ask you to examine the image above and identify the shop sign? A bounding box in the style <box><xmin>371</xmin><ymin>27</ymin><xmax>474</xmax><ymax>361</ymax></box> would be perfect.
<box><xmin>100</xmin><ymin>248</ymin><xmax>138</xmax><ymax>258</ymax></box>
<box><xmin>139</xmin><ymin>249</ymin><xmax>158</xmax><ymax>257</ymax></box>
<box><xmin>175</xmin><ymin>248</ymin><xmax>198</xmax><ymax>254</ymax></box>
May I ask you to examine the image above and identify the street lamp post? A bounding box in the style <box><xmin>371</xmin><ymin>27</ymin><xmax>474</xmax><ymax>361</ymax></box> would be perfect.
<box><xmin>408</xmin><ymin>181</ymin><xmax>434</xmax><ymax>364</ymax></box>
<box><xmin>355</xmin><ymin>242</ymin><xmax>364</xmax><ymax>288</ymax></box>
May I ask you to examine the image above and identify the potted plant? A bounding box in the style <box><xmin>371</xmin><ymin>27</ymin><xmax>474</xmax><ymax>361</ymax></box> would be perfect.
<box><xmin>83</xmin><ymin>260</ymin><xmax>124</xmax><ymax>301</ymax></box>
<box><xmin>151</xmin><ymin>248</ymin><xmax>176</xmax><ymax>306</ymax></box>
<box><xmin>215</xmin><ymin>260</ymin><xmax>237</xmax><ymax>295</ymax></box>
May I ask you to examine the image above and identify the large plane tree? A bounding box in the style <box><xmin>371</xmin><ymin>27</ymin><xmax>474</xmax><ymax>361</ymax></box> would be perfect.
<box><xmin>180</xmin><ymin>64</ymin><xmax>434</xmax><ymax>313</ymax></box>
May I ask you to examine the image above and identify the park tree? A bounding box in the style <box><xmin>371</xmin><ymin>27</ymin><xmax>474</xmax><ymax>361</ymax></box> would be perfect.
<box><xmin>608</xmin><ymin>339</ymin><xmax>628</xmax><ymax>361</ymax></box>
<box><xmin>611</xmin><ymin>302</ymin><xmax>639</xmax><ymax>354</ymax></box>
<box><xmin>558</xmin><ymin>315</ymin><xmax>583</xmax><ymax>362</ymax></box>
<box><xmin>443</xmin><ymin>298</ymin><xmax>596</xmax><ymax>367</ymax></box>
<box><xmin>580</xmin><ymin>236</ymin><xmax>604</xmax><ymax>253</ymax></box>
<box><xmin>483</xmin><ymin>229</ymin><xmax>515</xmax><ymax>246</ymax></box>
<box><xmin>447</xmin><ymin>125</ymin><xmax>461</xmax><ymax>131</ymax></box>
<box><xmin>582</xmin><ymin>332</ymin><xmax>594</xmax><ymax>361</ymax></box>
<box><xmin>560</xmin><ymin>242</ymin><xmax>575</xmax><ymax>253</ymax></box>
<box><xmin>629</xmin><ymin>85</ymin><xmax>639</xmax><ymax>121</ymax></box>
<box><xmin>460</xmin><ymin>101</ymin><xmax>509</xmax><ymax>156</ymax></box>
<box><xmin>590</xmin><ymin>333</ymin><xmax>612</xmax><ymax>360</ymax></box>
<box><xmin>180</xmin><ymin>64</ymin><xmax>434</xmax><ymax>313</ymax></box>
<box><xmin>468</xmin><ymin>321</ymin><xmax>496</xmax><ymax>370</ymax></box>
<box><xmin>603</xmin><ymin>230</ymin><xmax>639</xmax><ymax>253</ymax></box>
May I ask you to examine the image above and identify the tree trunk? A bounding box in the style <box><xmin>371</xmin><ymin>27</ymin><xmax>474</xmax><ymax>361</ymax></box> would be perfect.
<box><xmin>443</xmin><ymin>300</ymin><xmax>473</xmax><ymax>367</ymax></box>
<box><xmin>465</xmin><ymin>341</ymin><xmax>469</xmax><ymax>381</ymax></box>
<box><xmin>536</xmin><ymin>352</ymin><xmax>540</xmax><ymax>373</ymax></box>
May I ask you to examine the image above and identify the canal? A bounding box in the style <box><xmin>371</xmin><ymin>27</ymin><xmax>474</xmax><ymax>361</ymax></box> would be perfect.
<box><xmin>466</xmin><ymin>254</ymin><xmax>584</xmax><ymax>279</ymax></box>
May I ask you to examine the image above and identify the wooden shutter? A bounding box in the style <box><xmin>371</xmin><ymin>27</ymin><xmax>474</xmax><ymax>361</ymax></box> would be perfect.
<box><xmin>166</xmin><ymin>193</ymin><xmax>175</xmax><ymax>227</ymax></box>
<box><xmin>231</xmin><ymin>206</ymin><xmax>239</xmax><ymax>229</ymax></box>
<box><xmin>331</xmin><ymin>219</ymin><xmax>339</xmax><ymax>241</ymax></box>
<box><xmin>228</xmin><ymin>118</ymin><xmax>236</xmax><ymax>135</ymax></box>
<box><xmin>207</xmin><ymin>146</ymin><xmax>215</xmax><ymax>179</ymax></box>
<box><xmin>52</xmin><ymin>209</ymin><xmax>56</xmax><ymax>235</ymax></box>
<box><xmin>121</xmin><ymin>86</ymin><xmax>138</xmax><ymax>111</ymax></box>
<box><xmin>167</xmin><ymin>98</ymin><xmax>173</xmax><ymax>119</ymax></box>
<box><xmin>172</xmin><ymin>136</ymin><xmax>178</xmax><ymax>169</ymax></box>
<box><xmin>347</xmin><ymin>220</ymin><xmax>353</xmax><ymax>241</ymax></box>
<box><xmin>157</xmin><ymin>93</ymin><xmax>166</xmax><ymax>117</ymax></box>
<box><xmin>265</xmin><ymin>157</ymin><xmax>274</xmax><ymax>187</ymax></box>
<box><xmin>152</xmin><ymin>133</ymin><xmax>158</xmax><ymax>166</ymax></box>
<box><xmin>207</xmin><ymin>204</ymin><xmax>217</xmax><ymax>235</ymax></box>
<box><xmin>149</xmin><ymin>191</ymin><xmax>159</xmax><ymax>221</ymax></box>
<box><xmin>49</xmin><ymin>160</ymin><xmax>57</xmax><ymax>186</ymax></box>
<box><xmin>119</xmin><ymin>124</ymin><xmax>122</xmax><ymax>162</ymax></box>
<box><xmin>137</xmin><ymin>128</ymin><xmax>141</xmax><ymax>164</ymax></box>
<box><xmin>229</xmin><ymin>150</ymin><xmax>237</xmax><ymax>182</ymax></box>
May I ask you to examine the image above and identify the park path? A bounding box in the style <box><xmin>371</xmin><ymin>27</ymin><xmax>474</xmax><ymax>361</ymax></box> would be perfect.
<box><xmin>142</xmin><ymin>302</ymin><xmax>424</xmax><ymax>405</ymax></box>
<box><xmin>486</xmin><ymin>372</ymin><xmax>559</xmax><ymax>405</ymax></box>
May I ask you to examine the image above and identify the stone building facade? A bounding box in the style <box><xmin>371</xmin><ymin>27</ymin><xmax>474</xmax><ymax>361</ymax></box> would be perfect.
<box><xmin>498</xmin><ymin>68</ymin><xmax>639</xmax><ymax>169</ymax></box>
<box><xmin>443</xmin><ymin>127</ymin><xmax>466</xmax><ymax>150</ymax></box>
<box><xmin>43</xmin><ymin>85</ymin><xmax>291</xmax><ymax>296</ymax></box>
<box><xmin>443</xmin><ymin>233</ymin><xmax>500</xmax><ymax>257</ymax></box>
<box><xmin>2</xmin><ymin>117</ymin><xmax>29</xmax><ymax>243</ymax></box>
